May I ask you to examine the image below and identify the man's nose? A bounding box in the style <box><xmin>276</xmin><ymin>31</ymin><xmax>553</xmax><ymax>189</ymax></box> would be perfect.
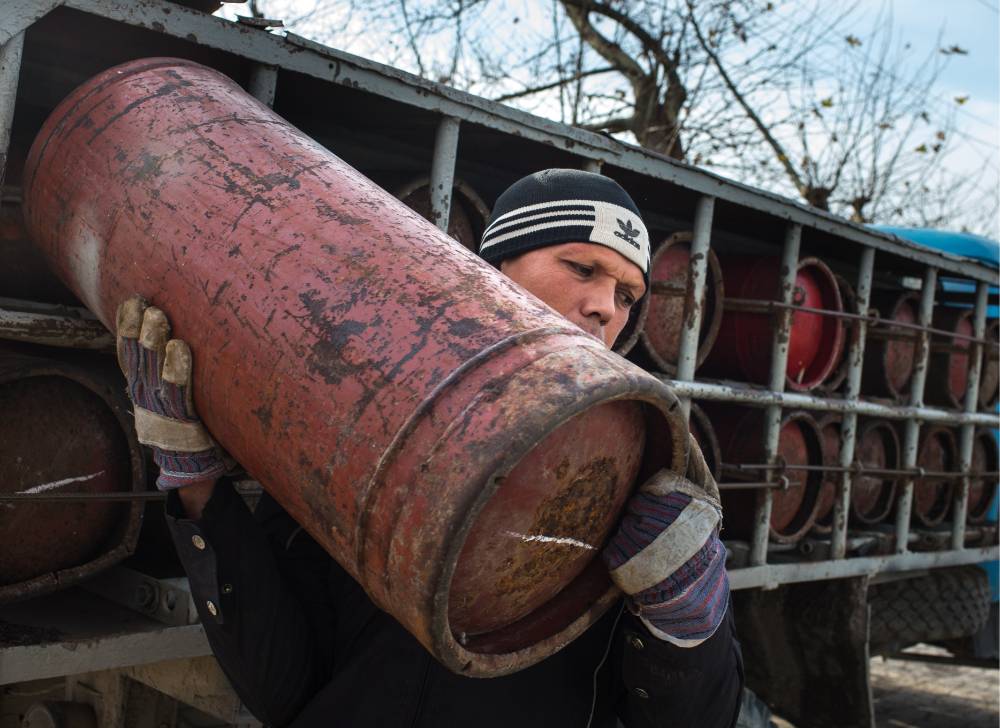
<box><xmin>580</xmin><ymin>284</ymin><xmax>616</xmax><ymax>326</ymax></box>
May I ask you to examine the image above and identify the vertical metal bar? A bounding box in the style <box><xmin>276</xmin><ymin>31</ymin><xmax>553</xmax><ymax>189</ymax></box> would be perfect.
<box><xmin>894</xmin><ymin>266</ymin><xmax>938</xmax><ymax>553</ymax></box>
<box><xmin>429</xmin><ymin>116</ymin><xmax>460</xmax><ymax>233</ymax></box>
<box><xmin>750</xmin><ymin>223</ymin><xmax>802</xmax><ymax>566</ymax></box>
<box><xmin>675</xmin><ymin>195</ymin><xmax>715</xmax><ymax>422</ymax></box>
<box><xmin>0</xmin><ymin>31</ymin><xmax>25</xmax><ymax>186</ymax></box>
<box><xmin>248</xmin><ymin>64</ymin><xmax>278</xmax><ymax>108</ymax></box>
<box><xmin>582</xmin><ymin>159</ymin><xmax>603</xmax><ymax>174</ymax></box>
<box><xmin>831</xmin><ymin>247</ymin><xmax>875</xmax><ymax>559</ymax></box>
<box><xmin>951</xmin><ymin>281</ymin><xmax>990</xmax><ymax>549</ymax></box>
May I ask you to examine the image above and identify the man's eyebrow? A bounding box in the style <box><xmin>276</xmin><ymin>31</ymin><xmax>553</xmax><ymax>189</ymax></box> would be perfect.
<box><xmin>592</xmin><ymin>260</ymin><xmax>643</xmax><ymax>296</ymax></box>
<box><xmin>564</xmin><ymin>251</ymin><xmax>644</xmax><ymax>295</ymax></box>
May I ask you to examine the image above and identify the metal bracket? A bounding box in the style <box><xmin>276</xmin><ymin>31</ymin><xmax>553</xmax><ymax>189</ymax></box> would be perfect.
<box><xmin>81</xmin><ymin>567</ymin><xmax>199</xmax><ymax>627</ymax></box>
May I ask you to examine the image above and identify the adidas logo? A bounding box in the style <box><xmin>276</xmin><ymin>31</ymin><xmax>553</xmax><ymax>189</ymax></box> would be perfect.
<box><xmin>614</xmin><ymin>218</ymin><xmax>641</xmax><ymax>249</ymax></box>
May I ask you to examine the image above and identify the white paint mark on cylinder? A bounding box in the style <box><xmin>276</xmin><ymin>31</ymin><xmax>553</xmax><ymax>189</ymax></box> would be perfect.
<box><xmin>504</xmin><ymin>530</ymin><xmax>595</xmax><ymax>550</ymax></box>
<box><xmin>19</xmin><ymin>470</ymin><xmax>105</xmax><ymax>495</ymax></box>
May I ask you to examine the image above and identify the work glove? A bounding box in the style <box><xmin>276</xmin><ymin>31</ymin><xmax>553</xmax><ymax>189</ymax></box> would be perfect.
<box><xmin>116</xmin><ymin>295</ymin><xmax>226</xmax><ymax>491</ymax></box>
<box><xmin>602</xmin><ymin>434</ymin><xmax>729</xmax><ymax>647</ymax></box>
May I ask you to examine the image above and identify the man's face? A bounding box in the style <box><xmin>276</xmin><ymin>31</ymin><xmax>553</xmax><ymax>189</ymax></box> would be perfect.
<box><xmin>500</xmin><ymin>242</ymin><xmax>646</xmax><ymax>349</ymax></box>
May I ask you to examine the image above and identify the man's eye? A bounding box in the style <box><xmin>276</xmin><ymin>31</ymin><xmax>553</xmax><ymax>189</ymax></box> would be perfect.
<box><xmin>617</xmin><ymin>291</ymin><xmax>636</xmax><ymax>308</ymax></box>
<box><xmin>569</xmin><ymin>262</ymin><xmax>594</xmax><ymax>277</ymax></box>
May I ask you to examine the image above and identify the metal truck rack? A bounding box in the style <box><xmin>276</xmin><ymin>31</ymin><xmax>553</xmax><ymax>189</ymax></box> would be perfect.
<box><xmin>1</xmin><ymin>0</ymin><xmax>997</xmax><ymax>722</ymax></box>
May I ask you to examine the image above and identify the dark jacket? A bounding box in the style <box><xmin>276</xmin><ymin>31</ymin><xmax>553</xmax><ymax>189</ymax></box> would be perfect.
<box><xmin>165</xmin><ymin>479</ymin><xmax>744</xmax><ymax>728</ymax></box>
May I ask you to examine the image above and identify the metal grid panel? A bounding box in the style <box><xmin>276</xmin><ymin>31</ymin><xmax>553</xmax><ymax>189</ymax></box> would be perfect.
<box><xmin>1</xmin><ymin>0</ymin><xmax>997</xmax><ymax>594</ymax></box>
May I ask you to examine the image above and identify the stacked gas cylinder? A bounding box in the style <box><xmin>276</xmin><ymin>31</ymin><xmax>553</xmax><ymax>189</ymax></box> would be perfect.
<box><xmin>610</xmin><ymin>231</ymin><xmax>999</xmax><ymax>549</ymax></box>
<box><xmin>0</xmin><ymin>203</ymin><xmax>146</xmax><ymax>603</ymax></box>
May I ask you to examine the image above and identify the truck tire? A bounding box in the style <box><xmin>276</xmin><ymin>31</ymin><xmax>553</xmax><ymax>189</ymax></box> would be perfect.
<box><xmin>868</xmin><ymin>566</ymin><xmax>991</xmax><ymax>655</ymax></box>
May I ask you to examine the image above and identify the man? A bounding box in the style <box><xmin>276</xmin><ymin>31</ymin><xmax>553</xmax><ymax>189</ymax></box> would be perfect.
<box><xmin>118</xmin><ymin>169</ymin><xmax>743</xmax><ymax>727</ymax></box>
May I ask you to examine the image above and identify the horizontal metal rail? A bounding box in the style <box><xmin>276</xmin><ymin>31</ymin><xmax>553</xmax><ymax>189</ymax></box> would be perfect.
<box><xmin>722</xmin><ymin>297</ymin><xmax>999</xmax><ymax>348</ymax></box>
<box><xmin>728</xmin><ymin>544</ymin><xmax>1000</xmax><ymax>590</ymax></box>
<box><xmin>0</xmin><ymin>303</ymin><xmax>114</xmax><ymax>349</ymax></box>
<box><xmin>722</xmin><ymin>462</ymin><xmax>1000</xmax><ymax>480</ymax></box>
<box><xmin>718</xmin><ymin>478</ymin><xmax>789</xmax><ymax>491</ymax></box>
<box><xmin>0</xmin><ymin>491</ymin><xmax>165</xmax><ymax>502</ymax></box>
<box><xmin>659</xmin><ymin>377</ymin><xmax>1000</xmax><ymax>426</ymax></box>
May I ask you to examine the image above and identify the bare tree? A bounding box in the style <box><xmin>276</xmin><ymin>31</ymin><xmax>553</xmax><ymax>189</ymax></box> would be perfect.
<box><xmin>221</xmin><ymin>0</ymin><xmax>996</xmax><ymax>238</ymax></box>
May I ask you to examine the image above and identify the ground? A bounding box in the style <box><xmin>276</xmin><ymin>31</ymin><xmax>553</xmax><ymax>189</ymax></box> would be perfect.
<box><xmin>869</xmin><ymin>645</ymin><xmax>999</xmax><ymax>728</ymax></box>
<box><xmin>772</xmin><ymin>644</ymin><xmax>1000</xmax><ymax>728</ymax></box>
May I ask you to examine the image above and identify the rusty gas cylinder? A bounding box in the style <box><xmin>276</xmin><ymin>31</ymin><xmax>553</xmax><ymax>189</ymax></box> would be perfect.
<box><xmin>811</xmin><ymin>414</ymin><xmax>841</xmax><ymax>533</ymax></box>
<box><xmin>912</xmin><ymin>426</ymin><xmax>956</xmax><ymax>527</ymax></box>
<box><xmin>23</xmin><ymin>58</ymin><xmax>687</xmax><ymax>676</ymax></box>
<box><xmin>968</xmin><ymin>429</ymin><xmax>998</xmax><ymax>524</ymax></box>
<box><xmin>708</xmin><ymin>406</ymin><xmax>823</xmax><ymax>543</ymax></box>
<box><xmin>395</xmin><ymin>177</ymin><xmax>490</xmax><ymax>254</ymax></box>
<box><xmin>704</xmin><ymin>256</ymin><xmax>844</xmax><ymax>391</ymax></box>
<box><xmin>0</xmin><ymin>352</ymin><xmax>144</xmax><ymax>603</ymax></box>
<box><xmin>862</xmin><ymin>292</ymin><xmax>919</xmax><ymax>401</ymax></box>
<box><xmin>851</xmin><ymin>420</ymin><xmax>899</xmax><ymax>525</ymax></box>
<box><xmin>638</xmin><ymin>232</ymin><xmax>723</xmax><ymax>374</ymax></box>
<box><xmin>978</xmin><ymin>319</ymin><xmax>999</xmax><ymax>411</ymax></box>
<box><xmin>926</xmin><ymin>307</ymin><xmax>975</xmax><ymax>410</ymax></box>
<box><xmin>817</xmin><ymin>275</ymin><xmax>856</xmax><ymax>394</ymax></box>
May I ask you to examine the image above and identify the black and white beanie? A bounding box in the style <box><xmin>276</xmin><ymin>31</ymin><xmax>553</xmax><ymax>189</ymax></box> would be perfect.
<box><xmin>479</xmin><ymin>169</ymin><xmax>650</xmax><ymax>286</ymax></box>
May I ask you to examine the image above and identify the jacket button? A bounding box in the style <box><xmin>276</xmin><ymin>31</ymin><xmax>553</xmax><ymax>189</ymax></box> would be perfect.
<box><xmin>222</xmin><ymin>583</ymin><xmax>233</xmax><ymax>595</ymax></box>
<box><xmin>633</xmin><ymin>687</ymin><xmax>650</xmax><ymax>699</ymax></box>
<box><xmin>628</xmin><ymin>634</ymin><xmax>645</xmax><ymax>650</ymax></box>
<box><xmin>206</xmin><ymin>600</ymin><xmax>218</xmax><ymax>617</ymax></box>
<box><xmin>191</xmin><ymin>535</ymin><xmax>206</xmax><ymax>550</ymax></box>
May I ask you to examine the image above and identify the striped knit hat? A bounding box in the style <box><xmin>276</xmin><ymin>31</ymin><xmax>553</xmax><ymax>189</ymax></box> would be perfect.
<box><xmin>479</xmin><ymin>169</ymin><xmax>650</xmax><ymax>286</ymax></box>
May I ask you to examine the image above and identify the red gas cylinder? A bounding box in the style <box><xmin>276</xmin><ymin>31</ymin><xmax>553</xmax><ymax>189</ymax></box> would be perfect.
<box><xmin>978</xmin><ymin>319</ymin><xmax>998</xmax><ymax>411</ymax></box>
<box><xmin>812</xmin><ymin>416</ymin><xmax>900</xmax><ymax>531</ymax></box>
<box><xmin>817</xmin><ymin>275</ymin><xmax>856</xmax><ymax>394</ymax></box>
<box><xmin>968</xmin><ymin>429</ymin><xmax>998</xmax><ymax>524</ymax></box>
<box><xmin>912</xmin><ymin>426</ymin><xmax>956</xmax><ymax>527</ymax></box>
<box><xmin>862</xmin><ymin>292</ymin><xmax>919</xmax><ymax>401</ymax></box>
<box><xmin>926</xmin><ymin>307</ymin><xmax>974</xmax><ymax>409</ymax></box>
<box><xmin>22</xmin><ymin>58</ymin><xmax>687</xmax><ymax>676</ymax></box>
<box><xmin>704</xmin><ymin>256</ymin><xmax>844</xmax><ymax>391</ymax></box>
<box><xmin>0</xmin><ymin>352</ymin><xmax>145</xmax><ymax>603</ymax></box>
<box><xmin>638</xmin><ymin>232</ymin><xmax>724</xmax><ymax>374</ymax></box>
<box><xmin>851</xmin><ymin>420</ymin><xmax>899</xmax><ymax>525</ymax></box>
<box><xmin>811</xmin><ymin>414</ymin><xmax>841</xmax><ymax>533</ymax></box>
<box><xmin>707</xmin><ymin>406</ymin><xmax>823</xmax><ymax>543</ymax></box>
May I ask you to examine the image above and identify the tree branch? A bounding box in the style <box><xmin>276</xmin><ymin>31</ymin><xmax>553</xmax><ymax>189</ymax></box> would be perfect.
<box><xmin>559</xmin><ymin>0</ymin><xmax>676</xmax><ymax>73</ymax></box>
<box><xmin>492</xmin><ymin>66</ymin><xmax>616</xmax><ymax>103</ymax></box>
<box><xmin>559</xmin><ymin>2</ymin><xmax>646</xmax><ymax>82</ymax></box>
<box><xmin>687</xmin><ymin>1</ymin><xmax>809</xmax><ymax>200</ymax></box>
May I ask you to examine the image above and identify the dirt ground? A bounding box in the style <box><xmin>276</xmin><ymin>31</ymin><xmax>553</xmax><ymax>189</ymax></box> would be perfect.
<box><xmin>771</xmin><ymin>644</ymin><xmax>999</xmax><ymax>728</ymax></box>
<box><xmin>868</xmin><ymin>645</ymin><xmax>999</xmax><ymax>728</ymax></box>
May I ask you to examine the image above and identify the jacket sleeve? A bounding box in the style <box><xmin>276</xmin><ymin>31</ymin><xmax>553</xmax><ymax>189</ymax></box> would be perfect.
<box><xmin>614</xmin><ymin>601</ymin><xmax>744</xmax><ymax>728</ymax></box>
<box><xmin>164</xmin><ymin>479</ymin><xmax>337</xmax><ymax>726</ymax></box>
